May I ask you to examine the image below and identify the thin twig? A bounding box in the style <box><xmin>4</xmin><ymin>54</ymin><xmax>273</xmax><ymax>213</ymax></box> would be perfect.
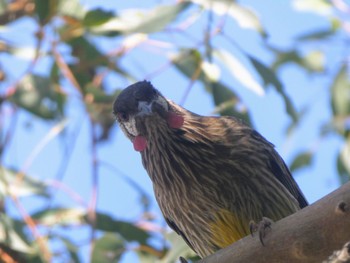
<box><xmin>46</xmin><ymin>179</ymin><xmax>88</xmax><ymax>208</ymax></box>
<box><xmin>179</xmin><ymin>61</ymin><xmax>203</xmax><ymax>106</ymax></box>
<box><xmin>52</xmin><ymin>42</ymin><xmax>82</xmax><ymax>95</ymax></box>
<box><xmin>10</xmin><ymin>195</ymin><xmax>51</xmax><ymax>262</ymax></box>
<box><xmin>18</xmin><ymin>119</ymin><xmax>68</xmax><ymax>177</ymax></box>
<box><xmin>0</xmin><ymin>248</ymin><xmax>18</xmax><ymax>263</ymax></box>
<box><xmin>51</xmin><ymin>116</ymin><xmax>84</xmax><ymax>188</ymax></box>
<box><xmin>8</xmin><ymin>120</ymin><xmax>68</xmax><ymax>262</ymax></box>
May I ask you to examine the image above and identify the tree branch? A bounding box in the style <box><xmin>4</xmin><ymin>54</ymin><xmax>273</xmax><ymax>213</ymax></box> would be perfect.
<box><xmin>199</xmin><ymin>182</ymin><xmax>350</xmax><ymax>263</ymax></box>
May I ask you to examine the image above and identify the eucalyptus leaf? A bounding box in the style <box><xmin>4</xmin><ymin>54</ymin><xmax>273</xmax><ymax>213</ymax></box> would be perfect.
<box><xmin>34</xmin><ymin>0</ymin><xmax>51</xmax><ymax>24</ymax></box>
<box><xmin>0</xmin><ymin>0</ymin><xmax>6</xmax><ymax>16</ymax></box>
<box><xmin>290</xmin><ymin>151</ymin><xmax>313</xmax><ymax>172</ymax></box>
<box><xmin>293</xmin><ymin>0</ymin><xmax>333</xmax><ymax>16</ymax></box>
<box><xmin>249</xmin><ymin>56</ymin><xmax>299</xmax><ymax>123</ymax></box>
<box><xmin>83</xmin><ymin>9</ymin><xmax>115</xmax><ymax>27</ymax></box>
<box><xmin>210</xmin><ymin>82</ymin><xmax>251</xmax><ymax>125</ymax></box>
<box><xmin>10</xmin><ymin>74</ymin><xmax>65</xmax><ymax>120</ymax></box>
<box><xmin>271</xmin><ymin>49</ymin><xmax>324</xmax><ymax>73</ymax></box>
<box><xmin>302</xmin><ymin>50</ymin><xmax>325</xmax><ymax>72</ymax></box>
<box><xmin>32</xmin><ymin>208</ymin><xmax>85</xmax><ymax>226</ymax></box>
<box><xmin>170</xmin><ymin>49</ymin><xmax>205</xmax><ymax>81</ymax></box>
<box><xmin>66</xmin><ymin>36</ymin><xmax>109</xmax><ymax>88</ymax></box>
<box><xmin>296</xmin><ymin>28</ymin><xmax>335</xmax><ymax>41</ymax></box>
<box><xmin>0</xmin><ymin>167</ymin><xmax>49</xmax><ymax>198</ymax></box>
<box><xmin>331</xmin><ymin>65</ymin><xmax>350</xmax><ymax>117</ymax></box>
<box><xmin>213</xmin><ymin>49</ymin><xmax>265</xmax><ymax>96</ymax></box>
<box><xmin>136</xmin><ymin>250</ymin><xmax>160</xmax><ymax>263</ymax></box>
<box><xmin>191</xmin><ymin>0</ymin><xmax>265</xmax><ymax>34</ymax></box>
<box><xmin>86</xmin><ymin>212</ymin><xmax>150</xmax><ymax>245</ymax></box>
<box><xmin>171</xmin><ymin>49</ymin><xmax>251</xmax><ymax>123</ymax></box>
<box><xmin>57</xmin><ymin>0</ymin><xmax>86</xmax><ymax>19</ymax></box>
<box><xmin>57</xmin><ymin>236</ymin><xmax>81</xmax><ymax>263</ymax></box>
<box><xmin>0</xmin><ymin>214</ymin><xmax>37</xmax><ymax>254</ymax></box>
<box><xmin>90</xmin><ymin>3</ymin><xmax>190</xmax><ymax>35</ymax></box>
<box><xmin>337</xmin><ymin>139</ymin><xmax>350</xmax><ymax>184</ymax></box>
<box><xmin>159</xmin><ymin>231</ymin><xmax>197</xmax><ymax>263</ymax></box>
<box><xmin>10</xmin><ymin>46</ymin><xmax>39</xmax><ymax>60</ymax></box>
<box><xmin>85</xmin><ymin>87</ymin><xmax>122</xmax><ymax>141</ymax></box>
<box><xmin>91</xmin><ymin>233</ymin><xmax>125</xmax><ymax>263</ymax></box>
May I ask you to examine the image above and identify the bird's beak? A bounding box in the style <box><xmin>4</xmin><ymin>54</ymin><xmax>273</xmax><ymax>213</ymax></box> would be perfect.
<box><xmin>137</xmin><ymin>101</ymin><xmax>153</xmax><ymax>116</ymax></box>
<box><xmin>136</xmin><ymin>96</ymin><xmax>169</xmax><ymax>118</ymax></box>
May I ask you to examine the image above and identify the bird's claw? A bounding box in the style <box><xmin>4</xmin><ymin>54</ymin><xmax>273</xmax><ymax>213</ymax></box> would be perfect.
<box><xmin>249</xmin><ymin>217</ymin><xmax>273</xmax><ymax>246</ymax></box>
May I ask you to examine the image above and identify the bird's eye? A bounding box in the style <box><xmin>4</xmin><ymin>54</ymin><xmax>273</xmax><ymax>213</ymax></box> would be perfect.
<box><xmin>118</xmin><ymin>112</ymin><xmax>129</xmax><ymax>122</ymax></box>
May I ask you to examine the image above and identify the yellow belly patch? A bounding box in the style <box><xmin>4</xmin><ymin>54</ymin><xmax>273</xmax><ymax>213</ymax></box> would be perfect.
<box><xmin>210</xmin><ymin>209</ymin><xmax>250</xmax><ymax>249</ymax></box>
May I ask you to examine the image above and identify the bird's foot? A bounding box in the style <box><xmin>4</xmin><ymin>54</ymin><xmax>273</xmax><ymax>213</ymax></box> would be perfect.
<box><xmin>249</xmin><ymin>217</ymin><xmax>274</xmax><ymax>246</ymax></box>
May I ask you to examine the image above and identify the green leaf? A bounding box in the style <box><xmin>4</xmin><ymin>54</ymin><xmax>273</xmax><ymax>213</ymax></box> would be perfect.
<box><xmin>83</xmin><ymin>9</ymin><xmax>115</xmax><ymax>27</ymax></box>
<box><xmin>10</xmin><ymin>74</ymin><xmax>65</xmax><ymax>119</ymax></box>
<box><xmin>91</xmin><ymin>233</ymin><xmax>125</xmax><ymax>263</ymax></box>
<box><xmin>331</xmin><ymin>65</ymin><xmax>350</xmax><ymax>117</ymax></box>
<box><xmin>0</xmin><ymin>214</ymin><xmax>37</xmax><ymax>254</ymax></box>
<box><xmin>271</xmin><ymin>49</ymin><xmax>325</xmax><ymax>73</ymax></box>
<box><xmin>65</xmin><ymin>36</ymin><xmax>109</xmax><ymax>88</ymax></box>
<box><xmin>57</xmin><ymin>0</ymin><xmax>86</xmax><ymax>19</ymax></box>
<box><xmin>290</xmin><ymin>151</ymin><xmax>313</xmax><ymax>172</ymax></box>
<box><xmin>32</xmin><ymin>208</ymin><xmax>85</xmax><ymax>226</ymax></box>
<box><xmin>296</xmin><ymin>28</ymin><xmax>335</xmax><ymax>42</ymax></box>
<box><xmin>337</xmin><ymin>139</ymin><xmax>350</xmax><ymax>184</ymax></box>
<box><xmin>302</xmin><ymin>50</ymin><xmax>325</xmax><ymax>72</ymax></box>
<box><xmin>171</xmin><ymin>49</ymin><xmax>204</xmax><ymax>81</ymax></box>
<box><xmin>0</xmin><ymin>1</ymin><xmax>6</xmax><ymax>16</ymax></box>
<box><xmin>57</xmin><ymin>236</ymin><xmax>81</xmax><ymax>263</ymax></box>
<box><xmin>0</xmin><ymin>167</ymin><xmax>49</xmax><ymax>198</ymax></box>
<box><xmin>171</xmin><ymin>49</ymin><xmax>251</xmax><ymax>123</ymax></box>
<box><xmin>271</xmin><ymin>49</ymin><xmax>300</xmax><ymax>70</ymax></box>
<box><xmin>85</xmin><ymin>87</ymin><xmax>121</xmax><ymax>141</ymax></box>
<box><xmin>293</xmin><ymin>0</ymin><xmax>333</xmax><ymax>16</ymax></box>
<box><xmin>135</xmin><ymin>250</ymin><xmax>160</xmax><ymax>263</ymax></box>
<box><xmin>32</xmin><ymin>209</ymin><xmax>150</xmax><ymax>245</ymax></box>
<box><xmin>211</xmin><ymin>82</ymin><xmax>251</xmax><ymax>125</ymax></box>
<box><xmin>249</xmin><ymin>56</ymin><xmax>299</xmax><ymax>123</ymax></box>
<box><xmin>86</xmin><ymin>212</ymin><xmax>150</xmax><ymax>245</ymax></box>
<box><xmin>159</xmin><ymin>232</ymin><xmax>197</xmax><ymax>263</ymax></box>
<box><xmin>85</xmin><ymin>85</ymin><xmax>120</xmax><ymax>104</ymax></box>
<box><xmin>171</xmin><ymin>49</ymin><xmax>251</xmax><ymax>122</ymax></box>
<box><xmin>90</xmin><ymin>3</ymin><xmax>190</xmax><ymax>35</ymax></box>
<box><xmin>9</xmin><ymin>46</ymin><xmax>39</xmax><ymax>60</ymax></box>
<box><xmin>213</xmin><ymin>49</ymin><xmax>265</xmax><ymax>96</ymax></box>
<box><xmin>68</xmin><ymin>36</ymin><xmax>107</xmax><ymax>67</ymax></box>
<box><xmin>191</xmin><ymin>0</ymin><xmax>265</xmax><ymax>35</ymax></box>
<box><xmin>34</xmin><ymin>0</ymin><xmax>53</xmax><ymax>24</ymax></box>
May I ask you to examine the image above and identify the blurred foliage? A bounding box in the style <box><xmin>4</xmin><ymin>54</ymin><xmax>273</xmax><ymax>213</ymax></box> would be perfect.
<box><xmin>0</xmin><ymin>0</ymin><xmax>349</xmax><ymax>262</ymax></box>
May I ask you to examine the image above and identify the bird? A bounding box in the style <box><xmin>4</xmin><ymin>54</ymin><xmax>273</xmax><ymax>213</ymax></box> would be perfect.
<box><xmin>113</xmin><ymin>80</ymin><xmax>308</xmax><ymax>258</ymax></box>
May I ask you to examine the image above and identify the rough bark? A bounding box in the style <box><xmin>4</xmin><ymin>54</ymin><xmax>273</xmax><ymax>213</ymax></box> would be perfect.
<box><xmin>199</xmin><ymin>181</ymin><xmax>350</xmax><ymax>263</ymax></box>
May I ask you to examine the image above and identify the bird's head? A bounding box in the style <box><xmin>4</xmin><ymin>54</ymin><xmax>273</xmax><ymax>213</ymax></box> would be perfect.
<box><xmin>113</xmin><ymin>81</ymin><xmax>184</xmax><ymax>152</ymax></box>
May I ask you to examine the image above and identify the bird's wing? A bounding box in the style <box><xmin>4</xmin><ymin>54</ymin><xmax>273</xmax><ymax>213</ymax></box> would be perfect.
<box><xmin>249</xmin><ymin>128</ymin><xmax>309</xmax><ymax>209</ymax></box>
<box><xmin>268</xmin><ymin>154</ymin><xmax>308</xmax><ymax>208</ymax></box>
<box><xmin>220</xmin><ymin>117</ymin><xmax>308</xmax><ymax>209</ymax></box>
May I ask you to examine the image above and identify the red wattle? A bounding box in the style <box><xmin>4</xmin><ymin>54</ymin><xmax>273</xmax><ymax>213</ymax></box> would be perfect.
<box><xmin>133</xmin><ymin>136</ymin><xmax>147</xmax><ymax>152</ymax></box>
<box><xmin>167</xmin><ymin>112</ymin><xmax>184</xmax><ymax>129</ymax></box>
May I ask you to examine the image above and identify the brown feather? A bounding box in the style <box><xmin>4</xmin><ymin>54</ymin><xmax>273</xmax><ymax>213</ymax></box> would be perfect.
<box><xmin>113</xmin><ymin>81</ymin><xmax>308</xmax><ymax>258</ymax></box>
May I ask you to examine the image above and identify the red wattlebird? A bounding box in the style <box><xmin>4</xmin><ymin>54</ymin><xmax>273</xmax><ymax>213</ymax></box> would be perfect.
<box><xmin>113</xmin><ymin>81</ymin><xmax>308</xmax><ymax>258</ymax></box>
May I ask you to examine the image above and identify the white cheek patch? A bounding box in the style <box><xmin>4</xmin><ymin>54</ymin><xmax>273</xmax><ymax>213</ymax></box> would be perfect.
<box><xmin>123</xmin><ymin>116</ymin><xmax>138</xmax><ymax>137</ymax></box>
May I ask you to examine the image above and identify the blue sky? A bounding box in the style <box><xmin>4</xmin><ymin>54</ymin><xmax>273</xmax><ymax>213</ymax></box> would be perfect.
<box><xmin>0</xmin><ymin>0</ymin><xmax>344</xmax><ymax>262</ymax></box>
